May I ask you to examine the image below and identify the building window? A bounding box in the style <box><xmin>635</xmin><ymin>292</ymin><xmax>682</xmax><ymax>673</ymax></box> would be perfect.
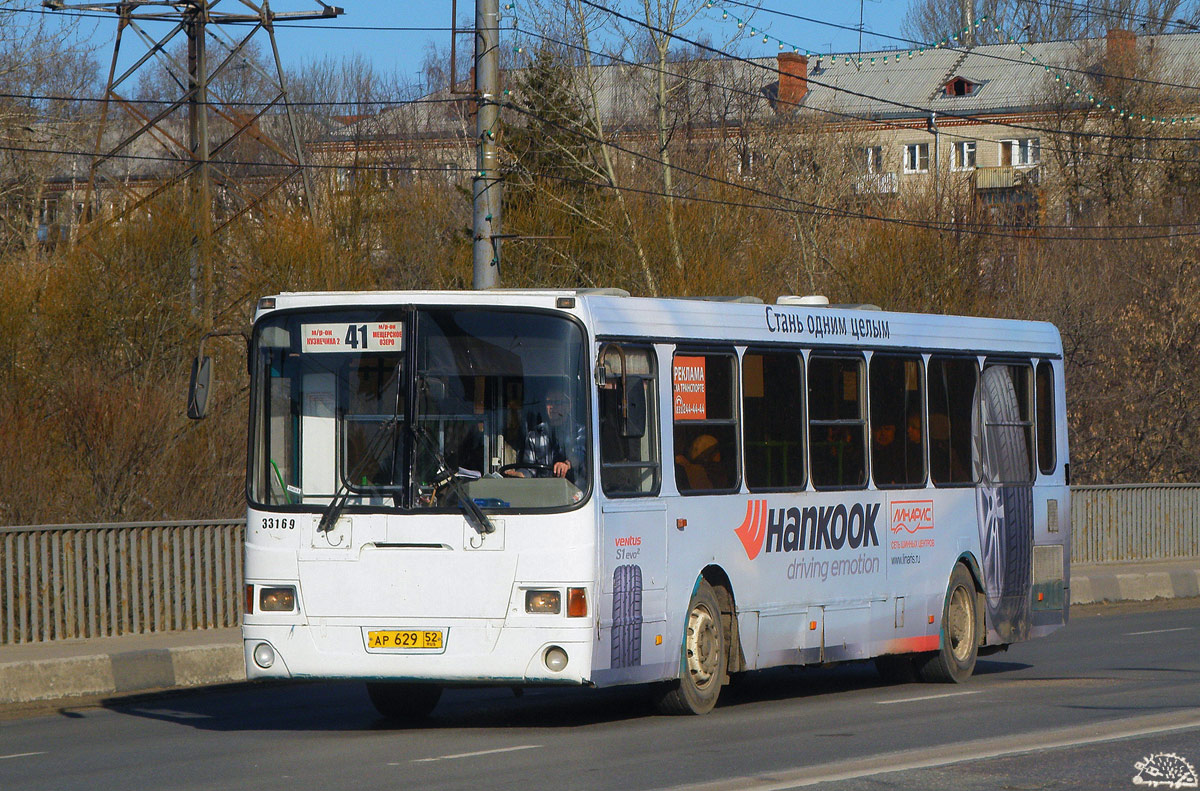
<box><xmin>952</xmin><ymin>141</ymin><xmax>976</xmax><ymax>171</ymax></box>
<box><xmin>1000</xmin><ymin>138</ymin><xmax>1040</xmax><ymax>167</ymax></box>
<box><xmin>945</xmin><ymin>77</ymin><xmax>976</xmax><ymax>96</ymax></box>
<box><xmin>903</xmin><ymin>143</ymin><xmax>930</xmax><ymax>174</ymax></box>
<box><xmin>862</xmin><ymin>145</ymin><xmax>883</xmax><ymax>174</ymax></box>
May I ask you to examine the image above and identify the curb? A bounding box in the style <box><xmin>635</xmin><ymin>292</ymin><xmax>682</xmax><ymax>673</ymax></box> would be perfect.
<box><xmin>1071</xmin><ymin>563</ymin><xmax>1200</xmax><ymax>605</ymax></box>
<box><xmin>1</xmin><ymin>564</ymin><xmax>1197</xmax><ymax>707</ymax></box>
<box><xmin>0</xmin><ymin>642</ymin><xmax>245</xmax><ymax>706</ymax></box>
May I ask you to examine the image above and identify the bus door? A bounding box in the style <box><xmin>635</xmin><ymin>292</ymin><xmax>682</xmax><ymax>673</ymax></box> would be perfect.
<box><xmin>595</xmin><ymin>344</ymin><xmax>669</xmax><ymax>682</ymax></box>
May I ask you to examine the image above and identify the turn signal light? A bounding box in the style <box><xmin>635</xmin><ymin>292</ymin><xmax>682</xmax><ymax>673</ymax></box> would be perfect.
<box><xmin>245</xmin><ymin>584</ymin><xmax>254</xmax><ymax>614</ymax></box>
<box><xmin>259</xmin><ymin>586</ymin><xmax>296</xmax><ymax>612</ymax></box>
<box><xmin>567</xmin><ymin>587</ymin><xmax>587</xmax><ymax>617</ymax></box>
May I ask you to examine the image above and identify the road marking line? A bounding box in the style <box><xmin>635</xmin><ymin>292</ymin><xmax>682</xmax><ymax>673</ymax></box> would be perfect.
<box><xmin>876</xmin><ymin>690</ymin><xmax>981</xmax><ymax>705</ymax></box>
<box><xmin>0</xmin><ymin>752</ymin><xmax>47</xmax><ymax>761</ymax></box>
<box><xmin>657</xmin><ymin>709</ymin><xmax>1200</xmax><ymax>791</ymax></box>
<box><xmin>407</xmin><ymin>745</ymin><xmax>541</xmax><ymax>764</ymax></box>
<box><xmin>1125</xmin><ymin>627</ymin><xmax>1193</xmax><ymax>636</ymax></box>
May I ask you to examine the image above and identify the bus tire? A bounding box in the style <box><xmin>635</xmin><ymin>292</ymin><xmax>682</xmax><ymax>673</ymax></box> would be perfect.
<box><xmin>918</xmin><ymin>564</ymin><xmax>981</xmax><ymax>684</ymax></box>
<box><xmin>654</xmin><ymin>580</ymin><xmax>725</xmax><ymax>715</ymax></box>
<box><xmin>365</xmin><ymin>682</ymin><xmax>442</xmax><ymax>721</ymax></box>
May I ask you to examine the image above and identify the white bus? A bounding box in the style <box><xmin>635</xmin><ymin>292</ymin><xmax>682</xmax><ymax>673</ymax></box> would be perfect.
<box><xmin>227</xmin><ymin>289</ymin><xmax>1069</xmax><ymax>717</ymax></box>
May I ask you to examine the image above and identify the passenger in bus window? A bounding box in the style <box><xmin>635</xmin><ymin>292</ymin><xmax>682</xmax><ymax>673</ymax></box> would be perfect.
<box><xmin>676</xmin><ymin>433</ymin><xmax>728</xmax><ymax>490</ymax></box>
<box><xmin>872</xmin><ymin>423</ymin><xmax>901</xmax><ymax>485</ymax></box>
<box><xmin>904</xmin><ymin>411</ymin><xmax>925</xmax><ymax>483</ymax></box>
<box><xmin>505</xmin><ymin>387</ymin><xmax>586</xmax><ymax>482</ymax></box>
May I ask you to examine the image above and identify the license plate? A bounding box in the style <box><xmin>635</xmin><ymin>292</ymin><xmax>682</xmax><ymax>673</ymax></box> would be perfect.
<box><xmin>366</xmin><ymin>630</ymin><xmax>443</xmax><ymax>650</ymax></box>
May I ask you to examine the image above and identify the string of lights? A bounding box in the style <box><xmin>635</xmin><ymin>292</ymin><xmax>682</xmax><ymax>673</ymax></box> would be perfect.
<box><xmin>702</xmin><ymin>1</ymin><xmax>1200</xmax><ymax>125</ymax></box>
<box><xmin>568</xmin><ymin>0</ymin><xmax>1200</xmax><ymax>143</ymax></box>
<box><xmin>507</xmin><ymin>22</ymin><xmax>1200</xmax><ymax>169</ymax></box>
<box><xmin>717</xmin><ymin>0</ymin><xmax>1200</xmax><ymax>94</ymax></box>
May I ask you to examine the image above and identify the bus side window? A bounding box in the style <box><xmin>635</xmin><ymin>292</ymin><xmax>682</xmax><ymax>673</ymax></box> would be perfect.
<box><xmin>672</xmin><ymin>351</ymin><xmax>739</xmax><ymax>494</ymax></box>
<box><xmin>599</xmin><ymin>346</ymin><xmax>660</xmax><ymax>496</ymax></box>
<box><xmin>1035</xmin><ymin>360</ymin><xmax>1056</xmax><ymax>475</ymax></box>
<box><xmin>981</xmin><ymin>362</ymin><xmax>1035</xmax><ymax>483</ymax></box>
<box><xmin>808</xmin><ymin>355</ymin><xmax>867</xmax><ymax>489</ymax></box>
<box><xmin>743</xmin><ymin>351</ymin><xmax>805</xmax><ymax>490</ymax></box>
<box><xmin>927</xmin><ymin>357</ymin><xmax>978</xmax><ymax>485</ymax></box>
<box><xmin>869</xmin><ymin>354</ymin><xmax>925</xmax><ymax>488</ymax></box>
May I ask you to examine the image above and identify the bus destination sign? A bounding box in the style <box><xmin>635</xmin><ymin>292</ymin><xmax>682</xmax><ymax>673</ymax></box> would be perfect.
<box><xmin>302</xmin><ymin>322</ymin><xmax>404</xmax><ymax>353</ymax></box>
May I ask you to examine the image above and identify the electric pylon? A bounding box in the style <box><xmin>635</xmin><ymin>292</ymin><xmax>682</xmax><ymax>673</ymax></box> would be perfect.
<box><xmin>43</xmin><ymin>0</ymin><xmax>343</xmax><ymax>325</ymax></box>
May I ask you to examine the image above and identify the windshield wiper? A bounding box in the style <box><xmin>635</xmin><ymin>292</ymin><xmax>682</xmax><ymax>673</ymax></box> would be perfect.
<box><xmin>317</xmin><ymin>415</ymin><xmax>401</xmax><ymax>534</ymax></box>
<box><xmin>411</xmin><ymin>424</ymin><xmax>495</xmax><ymax>535</ymax></box>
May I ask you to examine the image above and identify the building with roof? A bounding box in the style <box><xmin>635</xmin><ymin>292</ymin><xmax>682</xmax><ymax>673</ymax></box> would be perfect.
<box><xmin>311</xmin><ymin>27</ymin><xmax>1200</xmax><ymax>226</ymax></box>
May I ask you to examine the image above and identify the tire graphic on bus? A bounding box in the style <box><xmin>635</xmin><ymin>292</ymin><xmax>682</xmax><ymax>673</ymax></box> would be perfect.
<box><xmin>611</xmin><ymin>564</ymin><xmax>643</xmax><ymax>669</ymax></box>
<box><xmin>974</xmin><ymin>366</ymin><xmax>1034</xmax><ymax>643</ymax></box>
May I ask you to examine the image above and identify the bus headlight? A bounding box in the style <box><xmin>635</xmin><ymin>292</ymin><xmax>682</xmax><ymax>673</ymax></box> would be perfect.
<box><xmin>544</xmin><ymin>646</ymin><xmax>568</xmax><ymax>672</ymax></box>
<box><xmin>525</xmin><ymin>590</ymin><xmax>561</xmax><ymax>614</ymax></box>
<box><xmin>259</xmin><ymin>586</ymin><xmax>296</xmax><ymax>612</ymax></box>
<box><xmin>253</xmin><ymin>642</ymin><xmax>276</xmax><ymax>669</ymax></box>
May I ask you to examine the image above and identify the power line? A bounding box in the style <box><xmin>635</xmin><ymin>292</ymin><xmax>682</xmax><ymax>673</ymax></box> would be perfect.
<box><xmin>501</xmin><ymin>98</ymin><xmax>1200</xmax><ymax>241</ymax></box>
<box><xmin>511</xmin><ymin>23</ymin><xmax>1200</xmax><ymax>169</ymax></box>
<box><xmin>523</xmin><ymin>165</ymin><xmax>1200</xmax><ymax>242</ymax></box>
<box><xmin>720</xmin><ymin>0</ymin><xmax>1200</xmax><ymax>94</ymax></box>
<box><xmin>571</xmin><ymin>0</ymin><xmax>1200</xmax><ymax>143</ymax></box>
<box><xmin>0</xmin><ymin>141</ymin><xmax>475</xmax><ymax>174</ymax></box>
<box><xmin>0</xmin><ymin>88</ymin><xmax>467</xmax><ymax>109</ymax></box>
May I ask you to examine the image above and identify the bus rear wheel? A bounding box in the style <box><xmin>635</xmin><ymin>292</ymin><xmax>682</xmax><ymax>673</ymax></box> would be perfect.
<box><xmin>917</xmin><ymin>564</ymin><xmax>981</xmax><ymax>683</ymax></box>
<box><xmin>365</xmin><ymin>682</ymin><xmax>442</xmax><ymax>721</ymax></box>
<box><xmin>654</xmin><ymin>580</ymin><xmax>726</xmax><ymax>715</ymax></box>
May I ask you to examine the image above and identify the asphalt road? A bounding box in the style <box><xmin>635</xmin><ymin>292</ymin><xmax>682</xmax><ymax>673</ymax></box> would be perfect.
<box><xmin>1</xmin><ymin>601</ymin><xmax>1198</xmax><ymax>791</ymax></box>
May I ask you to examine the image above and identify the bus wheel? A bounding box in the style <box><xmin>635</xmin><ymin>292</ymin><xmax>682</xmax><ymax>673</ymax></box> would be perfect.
<box><xmin>365</xmin><ymin>682</ymin><xmax>442</xmax><ymax>721</ymax></box>
<box><xmin>918</xmin><ymin>564</ymin><xmax>980</xmax><ymax>683</ymax></box>
<box><xmin>654</xmin><ymin>580</ymin><xmax>726</xmax><ymax>715</ymax></box>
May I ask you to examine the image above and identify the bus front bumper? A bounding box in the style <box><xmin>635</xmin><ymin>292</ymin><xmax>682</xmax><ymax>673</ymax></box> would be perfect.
<box><xmin>242</xmin><ymin>620</ymin><xmax>593</xmax><ymax>685</ymax></box>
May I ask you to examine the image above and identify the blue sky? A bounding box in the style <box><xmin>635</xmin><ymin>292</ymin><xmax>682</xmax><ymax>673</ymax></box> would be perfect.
<box><xmin>44</xmin><ymin>1</ymin><xmax>918</xmax><ymax>90</ymax></box>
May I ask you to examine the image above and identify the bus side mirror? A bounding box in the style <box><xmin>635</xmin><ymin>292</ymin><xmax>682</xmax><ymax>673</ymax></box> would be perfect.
<box><xmin>621</xmin><ymin>375</ymin><xmax>646</xmax><ymax>439</ymax></box>
<box><xmin>187</xmin><ymin>356</ymin><xmax>212</xmax><ymax>420</ymax></box>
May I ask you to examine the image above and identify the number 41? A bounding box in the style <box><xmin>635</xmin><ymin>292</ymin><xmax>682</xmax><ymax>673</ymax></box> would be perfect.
<box><xmin>344</xmin><ymin>324</ymin><xmax>368</xmax><ymax>349</ymax></box>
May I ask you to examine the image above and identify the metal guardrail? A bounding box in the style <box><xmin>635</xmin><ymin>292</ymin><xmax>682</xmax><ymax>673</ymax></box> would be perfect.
<box><xmin>1071</xmin><ymin>484</ymin><xmax>1200</xmax><ymax>564</ymax></box>
<box><xmin>0</xmin><ymin>519</ymin><xmax>244</xmax><ymax>645</ymax></box>
<box><xmin>1</xmin><ymin>485</ymin><xmax>1197</xmax><ymax>645</ymax></box>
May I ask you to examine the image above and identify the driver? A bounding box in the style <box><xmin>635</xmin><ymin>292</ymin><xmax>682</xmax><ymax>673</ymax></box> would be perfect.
<box><xmin>505</xmin><ymin>386</ymin><xmax>586</xmax><ymax>482</ymax></box>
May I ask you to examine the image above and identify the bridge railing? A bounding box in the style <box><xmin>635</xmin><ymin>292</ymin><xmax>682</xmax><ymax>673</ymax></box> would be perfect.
<box><xmin>0</xmin><ymin>519</ymin><xmax>244</xmax><ymax>645</ymax></box>
<box><xmin>2</xmin><ymin>485</ymin><xmax>1198</xmax><ymax>645</ymax></box>
<box><xmin>1071</xmin><ymin>484</ymin><xmax>1200</xmax><ymax>564</ymax></box>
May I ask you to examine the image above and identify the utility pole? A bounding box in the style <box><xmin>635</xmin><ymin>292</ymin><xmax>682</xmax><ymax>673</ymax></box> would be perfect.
<box><xmin>43</xmin><ymin>0</ymin><xmax>343</xmax><ymax>326</ymax></box>
<box><xmin>962</xmin><ymin>0</ymin><xmax>975</xmax><ymax>47</ymax></box>
<box><xmin>472</xmin><ymin>0</ymin><xmax>502</xmax><ymax>289</ymax></box>
<box><xmin>187</xmin><ymin>6</ymin><xmax>212</xmax><ymax>323</ymax></box>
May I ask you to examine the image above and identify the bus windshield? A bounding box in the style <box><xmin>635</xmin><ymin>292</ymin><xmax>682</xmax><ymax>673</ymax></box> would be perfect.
<box><xmin>249</xmin><ymin>307</ymin><xmax>590</xmax><ymax>512</ymax></box>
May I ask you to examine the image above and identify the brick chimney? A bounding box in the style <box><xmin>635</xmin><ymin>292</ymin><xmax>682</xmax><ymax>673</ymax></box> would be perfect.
<box><xmin>1105</xmin><ymin>28</ymin><xmax>1137</xmax><ymax>80</ymax></box>
<box><xmin>776</xmin><ymin>52</ymin><xmax>809</xmax><ymax>110</ymax></box>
